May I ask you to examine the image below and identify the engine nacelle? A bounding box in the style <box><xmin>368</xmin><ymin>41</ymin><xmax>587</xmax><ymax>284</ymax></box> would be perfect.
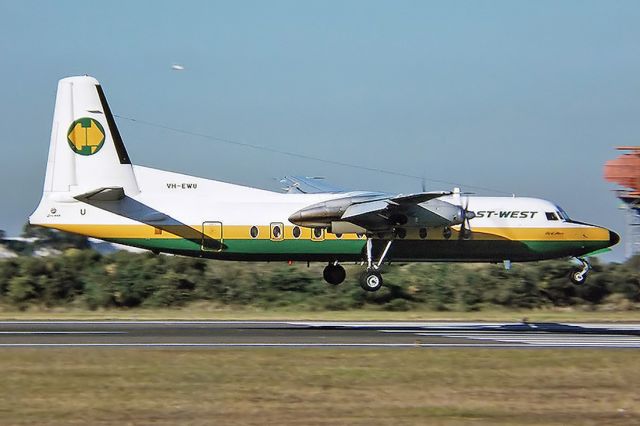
<box><xmin>329</xmin><ymin>221</ymin><xmax>367</xmax><ymax>234</ymax></box>
<box><xmin>288</xmin><ymin>198</ymin><xmax>353</xmax><ymax>227</ymax></box>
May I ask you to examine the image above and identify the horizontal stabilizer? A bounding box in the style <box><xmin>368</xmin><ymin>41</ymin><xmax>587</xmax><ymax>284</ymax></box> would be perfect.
<box><xmin>74</xmin><ymin>187</ymin><xmax>125</xmax><ymax>202</ymax></box>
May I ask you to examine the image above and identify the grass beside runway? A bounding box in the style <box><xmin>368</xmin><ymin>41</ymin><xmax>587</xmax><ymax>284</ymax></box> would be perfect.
<box><xmin>1</xmin><ymin>349</ymin><xmax>639</xmax><ymax>425</ymax></box>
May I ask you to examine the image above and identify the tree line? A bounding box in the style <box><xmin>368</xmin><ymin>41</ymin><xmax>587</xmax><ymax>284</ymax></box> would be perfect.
<box><xmin>0</xmin><ymin>226</ymin><xmax>639</xmax><ymax>311</ymax></box>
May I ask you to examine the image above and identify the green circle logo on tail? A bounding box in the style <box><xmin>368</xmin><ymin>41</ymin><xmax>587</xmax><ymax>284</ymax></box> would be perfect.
<box><xmin>67</xmin><ymin>117</ymin><xmax>106</xmax><ymax>155</ymax></box>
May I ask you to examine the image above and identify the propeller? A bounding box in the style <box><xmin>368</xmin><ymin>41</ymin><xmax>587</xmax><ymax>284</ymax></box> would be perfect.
<box><xmin>456</xmin><ymin>190</ymin><xmax>476</xmax><ymax>241</ymax></box>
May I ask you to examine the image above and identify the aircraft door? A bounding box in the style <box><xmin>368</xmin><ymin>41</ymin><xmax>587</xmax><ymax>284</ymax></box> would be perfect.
<box><xmin>202</xmin><ymin>221</ymin><xmax>223</xmax><ymax>252</ymax></box>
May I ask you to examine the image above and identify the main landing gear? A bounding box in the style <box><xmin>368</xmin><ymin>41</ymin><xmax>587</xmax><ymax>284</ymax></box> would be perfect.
<box><xmin>321</xmin><ymin>239</ymin><xmax>393</xmax><ymax>292</ymax></box>
<box><xmin>359</xmin><ymin>238</ymin><xmax>393</xmax><ymax>292</ymax></box>
<box><xmin>570</xmin><ymin>257</ymin><xmax>591</xmax><ymax>285</ymax></box>
<box><xmin>323</xmin><ymin>262</ymin><xmax>346</xmax><ymax>285</ymax></box>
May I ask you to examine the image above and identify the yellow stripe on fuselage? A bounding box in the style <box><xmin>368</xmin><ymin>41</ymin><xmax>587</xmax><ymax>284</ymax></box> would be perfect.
<box><xmin>45</xmin><ymin>224</ymin><xmax>610</xmax><ymax>242</ymax></box>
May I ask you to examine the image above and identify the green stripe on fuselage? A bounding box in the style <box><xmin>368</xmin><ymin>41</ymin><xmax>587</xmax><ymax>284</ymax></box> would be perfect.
<box><xmin>104</xmin><ymin>237</ymin><xmax>609</xmax><ymax>262</ymax></box>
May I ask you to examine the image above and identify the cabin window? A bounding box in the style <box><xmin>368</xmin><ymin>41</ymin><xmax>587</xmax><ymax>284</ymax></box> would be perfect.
<box><xmin>311</xmin><ymin>228</ymin><xmax>325</xmax><ymax>241</ymax></box>
<box><xmin>419</xmin><ymin>228</ymin><xmax>428</xmax><ymax>239</ymax></box>
<box><xmin>270</xmin><ymin>223</ymin><xmax>284</xmax><ymax>241</ymax></box>
<box><xmin>545</xmin><ymin>212</ymin><xmax>559</xmax><ymax>221</ymax></box>
<box><xmin>557</xmin><ymin>209</ymin><xmax>570</xmax><ymax>221</ymax></box>
<box><xmin>395</xmin><ymin>228</ymin><xmax>406</xmax><ymax>239</ymax></box>
<box><xmin>334</xmin><ymin>233</ymin><xmax>343</xmax><ymax>239</ymax></box>
<box><xmin>250</xmin><ymin>226</ymin><xmax>259</xmax><ymax>238</ymax></box>
<box><xmin>292</xmin><ymin>226</ymin><xmax>301</xmax><ymax>239</ymax></box>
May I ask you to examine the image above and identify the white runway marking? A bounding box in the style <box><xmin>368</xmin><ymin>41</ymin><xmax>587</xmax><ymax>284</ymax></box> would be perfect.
<box><xmin>408</xmin><ymin>332</ymin><xmax>640</xmax><ymax>348</ymax></box>
<box><xmin>0</xmin><ymin>342</ymin><xmax>534</xmax><ymax>348</ymax></box>
<box><xmin>0</xmin><ymin>331</ymin><xmax>126</xmax><ymax>335</ymax></box>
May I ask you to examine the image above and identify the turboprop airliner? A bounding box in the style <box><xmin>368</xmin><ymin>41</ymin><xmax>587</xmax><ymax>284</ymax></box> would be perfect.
<box><xmin>29</xmin><ymin>76</ymin><xmax>620</xmax><ymax>291</ymax></box>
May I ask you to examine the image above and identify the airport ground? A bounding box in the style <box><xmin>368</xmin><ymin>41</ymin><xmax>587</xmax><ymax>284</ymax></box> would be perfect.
<box><xmin>1</xmin><ymin>347</ymin><xmax>639</xmax><ymax>425</ymax></box>
<box><xmin>1</xmin><ymin>317</ymin><xmax>640</xmax><ymax>425</ymax></box>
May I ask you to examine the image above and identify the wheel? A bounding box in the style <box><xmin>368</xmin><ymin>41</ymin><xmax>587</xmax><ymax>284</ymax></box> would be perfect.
<box><xmin>570</xmin><ymin>269</ymin><xmax>587</xmax><ymax>285</ymax></box>
<box><xmin>443</xmin><ymin>227</ymin><xmax>452</xmax><ymax>240</ymax></box>
<box><xmin>323</xmin><ymin>264</ymin><xmax>346</xmax><ymax>285</ymax></box>
<box><xmin>359</xmin><ymin>270</ymin><xmax>383</xmax><ymax>292</ymax></box>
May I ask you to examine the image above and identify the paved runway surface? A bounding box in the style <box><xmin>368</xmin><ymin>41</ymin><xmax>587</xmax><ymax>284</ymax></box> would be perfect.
<box><xmin>1</xmin><ymin>321</ymin><xmax>640</xmax><ymax>348</ymax></box>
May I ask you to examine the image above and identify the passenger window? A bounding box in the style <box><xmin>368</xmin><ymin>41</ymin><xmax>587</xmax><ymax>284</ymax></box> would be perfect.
<box><xmin>270</xmin><ymin>222</ymin><xmax>284</xmax><ymax>241</ymax></box>
<box><xmin>292</xmin><ymin>226</ymin><xmax>301</xmax><ymax>239</ymax></box>
<box><xmin>545</xmin><ymin>212</ymin><xmax>558</xmax><ymax>221</ymax></box>
<box><xmin>311</xmin><ymin>227</ymin><xmax>325</xmax><ymax>241</ymax></box>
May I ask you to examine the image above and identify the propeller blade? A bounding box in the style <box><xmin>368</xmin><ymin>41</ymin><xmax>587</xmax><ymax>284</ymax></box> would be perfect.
<box><xmin>458</xmin><ymin>194</ymin><xmax>475</xmax><ymax>241</ymax></box>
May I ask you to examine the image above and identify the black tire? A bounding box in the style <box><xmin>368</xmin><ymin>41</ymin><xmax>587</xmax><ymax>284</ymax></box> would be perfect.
<box><xmin>443</xmin><ymin>227</ymin><xmax>452</xmax><ymax>240</ymax></box>
<box><xmin>323</xmin><ymin>264</ymin><xmax>346</xmax><ymax>285</ymax></box>
<box><xmin>359</xmin><ymin>270</ymin><xmax>383</xmax><ymax>292</ymax></box>
<box><xmin>570</xmin><ymin>269</ymin><xmax>587</xmax><ymax>285</ymax></box>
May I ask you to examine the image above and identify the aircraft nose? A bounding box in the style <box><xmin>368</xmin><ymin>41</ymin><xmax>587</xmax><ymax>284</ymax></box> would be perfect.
<box><xmin>609</xmin><ymin>230</ymin><xmax>620</xmax><ymax>247</ymax></box>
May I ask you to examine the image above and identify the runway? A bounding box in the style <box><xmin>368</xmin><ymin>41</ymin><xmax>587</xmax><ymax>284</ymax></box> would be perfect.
<box><xmin>1</xmin><ymin>321</ymin><xmax>640</xmax><ymax>348</ymax></box>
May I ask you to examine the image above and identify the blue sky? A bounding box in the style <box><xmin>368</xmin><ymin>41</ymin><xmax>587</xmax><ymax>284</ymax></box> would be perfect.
<box><xmin>1</xmin><ymin>1</ymin><xmax>638</xmax><ymax>261</ymax></box>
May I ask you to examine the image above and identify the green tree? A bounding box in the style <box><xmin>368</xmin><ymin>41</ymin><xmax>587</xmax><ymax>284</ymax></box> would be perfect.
<box><xmin>22</xmin><ymin>223</ymin><xmax>89</xmax><ymax>250</ymax></box>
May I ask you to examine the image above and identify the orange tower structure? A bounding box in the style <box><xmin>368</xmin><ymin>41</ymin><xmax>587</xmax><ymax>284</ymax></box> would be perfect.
<box><xmin>604</xmin><ymin>147</ymin><xmax>640</xmax><ymax>258</ymax></box>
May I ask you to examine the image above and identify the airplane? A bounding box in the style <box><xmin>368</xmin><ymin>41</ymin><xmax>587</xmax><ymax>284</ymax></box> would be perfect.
<box><xmin>29</xmin><ymin>76</ymin><xmax>620</xmax><ymax>292</ymax></box>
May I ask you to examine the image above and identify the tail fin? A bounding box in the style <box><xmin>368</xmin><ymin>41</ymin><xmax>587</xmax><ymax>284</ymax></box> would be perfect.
<box><xmin>30</xmin><ymin>76</ymin><xmax>140</xmax><ymax>227</ymax></box>
<box><xmin>42</xmin><ymin>75</ymin><xmax>139</xmax><ymax>197</ymax></box>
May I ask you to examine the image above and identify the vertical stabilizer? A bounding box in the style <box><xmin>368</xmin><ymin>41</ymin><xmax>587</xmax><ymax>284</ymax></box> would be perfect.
<box><xmin>43</xmin><ymin>76</ymin><xmax>139</xmax><ymax>196</ymax></box>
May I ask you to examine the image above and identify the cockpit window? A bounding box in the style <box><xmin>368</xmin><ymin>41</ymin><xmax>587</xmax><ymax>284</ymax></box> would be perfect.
<box><xmin>545</xmin><ymin>212</ymin><xmax>559</xmax><ymax>221</ymax></box>
<box><xmin>556</xmin><ymin>208</ymin><xmax>570</xmax><ymax>221</ymax></box>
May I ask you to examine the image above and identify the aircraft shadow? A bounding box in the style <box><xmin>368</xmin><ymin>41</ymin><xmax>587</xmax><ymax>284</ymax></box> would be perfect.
<box><xmin>88</xmin><ymin>196</ymin><xmax>225</xmax><ymax>251</ymax></box>
<box><xmin>273</xmin><ymin>322</ymin><xmax>640</xmax><ymax>336</ymax></box>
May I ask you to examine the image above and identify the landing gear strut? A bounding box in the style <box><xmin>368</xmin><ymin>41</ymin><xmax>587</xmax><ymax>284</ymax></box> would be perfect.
<box><xmin>359</xmin><ymin>239</ymin><xmax>393</xmax><ymax>292</ymax></box>
<box><xmin>570</xmin><ymin>257</ymin><xmax>591</xmax><ymax>285</ymax></box>
<box><xmin>323</xmin><ymin>262</ymin><xmax>346</xmax><ymax>285</ymax></box>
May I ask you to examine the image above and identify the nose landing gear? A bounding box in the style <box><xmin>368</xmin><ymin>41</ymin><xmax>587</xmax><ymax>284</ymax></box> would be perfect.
<box><xmin>570</xmin><ymin>257</ymin><xmax>591</xmax><ymax>285</ymax></box>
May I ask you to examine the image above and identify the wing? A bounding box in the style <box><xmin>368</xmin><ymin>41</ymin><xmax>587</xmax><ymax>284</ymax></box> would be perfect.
<box><xmin>289</xmin><ymin>190</ymin><xmax>465</xmax><ymax>233</ymax></box>
<box><xmin>341</xmin><ymin>192</ymin><xmax>459</xmax><ymax>231</ymax></box>
<box><xmin>280</xmin><ymin>176</ymin><xmax>347</xmax><ymax>194</ymax></box>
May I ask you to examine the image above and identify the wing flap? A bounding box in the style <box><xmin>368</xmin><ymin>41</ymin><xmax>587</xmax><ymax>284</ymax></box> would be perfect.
<box><xmin>386</xmin><ymin>191</ymin><xmax>451</xmax><ymax>205</ymax></box>
<box><xmin>341</xmin><ymin>200</ymin><xmax>390</xmax><ymax>220</ymax></box>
